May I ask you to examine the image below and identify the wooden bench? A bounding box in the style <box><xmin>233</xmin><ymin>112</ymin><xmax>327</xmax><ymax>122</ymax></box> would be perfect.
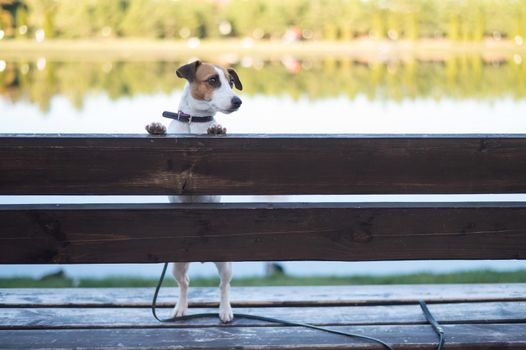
<box><xmin>1</xmin><ymin>134</ymin><xmax>526</xmax><ymax>349</ymax></box>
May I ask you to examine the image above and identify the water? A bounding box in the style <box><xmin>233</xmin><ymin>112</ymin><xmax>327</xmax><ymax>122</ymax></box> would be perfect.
<box><xmin>2</xmin><ymin>54</ymin><xmax>526</xmax><ymax>278</ymax></box>
<box><xmin>3</xmin><ymin>93</ymin><xmax>526</xmax><ymax>134</ymax></box>
<box><xmin>2</xmin><ymin>56</ymin><xmax>526</xmax><ymax>134</ymax></box>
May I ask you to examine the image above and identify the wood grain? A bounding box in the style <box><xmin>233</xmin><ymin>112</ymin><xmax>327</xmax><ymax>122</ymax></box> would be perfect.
<box><xmin>2</xmin><ymin>302</ymin><xmax>525</xmax><ymax>329</ymax></box>
<box><xmin>1</xmin><ymin>202</ymin><xmax>525</xmax><ymax>263</ymax></box>
<box><xmin>3</xmin><ymin>284</ymin><xmax>526</xmax><ymax>307</ymax></box>
<box><xmin>4</xmin><ymin>284</ymin><xmax>526</xmax><ymax>308</ymax></box>
<box><xmin>2</xmin><ymin>134</ymin><xmax>526</xmax><ymax>195</ymax></box>
<box><xmin>2</xmin><ymin>324</ymin><xmax>526</xmax><ymax>349</ymax></box>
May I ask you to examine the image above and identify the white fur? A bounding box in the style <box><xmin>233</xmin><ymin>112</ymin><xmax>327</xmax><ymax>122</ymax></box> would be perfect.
<box><xmin>168</xmin><ymin>66</ymin><xmax>239</xmax><ymax>323</ymax></box>
<box><xmin>210</xmin><ymin>66</ymin><xmax>238</xmax><ymax>113</ymax></box>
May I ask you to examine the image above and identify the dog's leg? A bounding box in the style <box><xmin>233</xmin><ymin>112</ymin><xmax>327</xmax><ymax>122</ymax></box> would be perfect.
<box><xmin>214</xmin><ymin>262</ymin><xmax>233</xmax><ymax>323</ymax></box>
<box><xmin>171</xmin><ymin>262</ymin><xmax>190</xmax><ymax>318</ymax></box>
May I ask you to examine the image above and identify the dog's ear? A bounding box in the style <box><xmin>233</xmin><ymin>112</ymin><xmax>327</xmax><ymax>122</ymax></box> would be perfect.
<box><xmin>176</xmin><ymin>60</ymin><xmax>201</xmax><ymax>82</ymax></box>
<box><xmin>227</xmin><ymin>68</ymin><xmax>243</xmax><ymax>91</ymax></box>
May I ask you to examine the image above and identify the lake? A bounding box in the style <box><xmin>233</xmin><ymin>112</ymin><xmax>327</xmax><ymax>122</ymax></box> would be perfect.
<box><xmin>2</xmin><ymin>51</ymin><xmax>526</xmax><ymax>278</ymax></box>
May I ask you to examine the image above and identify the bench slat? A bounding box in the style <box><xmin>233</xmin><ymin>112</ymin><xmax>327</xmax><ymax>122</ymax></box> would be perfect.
<box><xmin>2</xmin><ymin>285</ymin><xmax>525</xmax><ymax>307</ymax></box>
<box><xmin>2</xmin><ymin>302</ymin><xmax>525</xmax><ymax>329</ymax></box>
<box><xmin>2</xmin><ymin>134</ymin><xmax>526</xmax><ymax>195</ymax></box>
<box><xmin>3</xmin><ymin>286</ymin><xmax>525</xmax><ymax>348</ymax></box>
<box><xmin>1</xmin><ymin>202</ymin><xmax>525</xmax><ymax>263</ymax></box>
<box><xmin>2</xmin><ymin>324</ymin><xmax>526</xmax><ymax>349</ymax></box>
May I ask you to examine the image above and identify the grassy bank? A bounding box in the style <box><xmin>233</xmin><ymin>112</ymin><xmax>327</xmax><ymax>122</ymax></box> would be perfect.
<box><xmin>2</xmin><ymin>269</ymin><xmax>526</xmax><ymax>288</ymax></box>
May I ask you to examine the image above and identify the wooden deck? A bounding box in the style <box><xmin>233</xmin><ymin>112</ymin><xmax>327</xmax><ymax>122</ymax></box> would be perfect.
<box><xmin>2</xmin><ymin>284</ymin><xmax>525</xmax><ymax>349</ymax></box>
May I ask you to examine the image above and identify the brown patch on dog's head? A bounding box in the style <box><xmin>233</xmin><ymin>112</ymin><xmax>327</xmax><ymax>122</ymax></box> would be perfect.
<box><xmin>176</xmin><ymin>61</ymin><xmax>222</xmax><ymax>101</ymax></box>
<box><xmin>189</xmin><ymin>63</ymin><xmax>219</xmax><ymax>101</ymax></box>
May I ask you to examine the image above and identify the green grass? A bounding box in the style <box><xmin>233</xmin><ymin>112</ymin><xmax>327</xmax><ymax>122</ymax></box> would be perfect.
<box><xmin>1</xmin><ymin>269</ymin><xmax>526</xmax><ymax>288</ymax></box>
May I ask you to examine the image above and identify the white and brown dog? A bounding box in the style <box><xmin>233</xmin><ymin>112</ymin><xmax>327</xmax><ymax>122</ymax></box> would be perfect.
<box><xmin>164</xmin><ymin>60</ymin><xmax>243</xmax><ymax>323</ymax></box>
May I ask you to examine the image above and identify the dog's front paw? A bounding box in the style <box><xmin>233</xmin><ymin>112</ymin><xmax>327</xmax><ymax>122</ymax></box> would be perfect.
<box><xmin>170</xmin><ymin>304</ymin><xmax>188</xmax><ymax>318</ymax></box>
<box><xmin>207</xmin><ymin>124</ymin><xmax>227</xmax><ymax>135</ymax></box>
<box><xmin>219</xmin><ymin>304</ymin><xmax>234</xmax><ymax>323</ymax></box>
<box><xmin>146</xmin><ymin>122</ymin><xmax>167</xmax><ymax>135</ymax></box>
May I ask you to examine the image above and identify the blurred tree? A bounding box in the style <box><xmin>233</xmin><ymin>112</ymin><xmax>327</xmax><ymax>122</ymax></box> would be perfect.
<box><xmin>448</xmin><ymin>14</ymin><xmax>460</xmax><ymax>41</ymax></box>
<box><xmin>370</xmin><ymin>2</ymin><xmax>386</xmax><ymax>38</ymax></box>
<box><xmin>0</xmin><ymin>0</ymin><xmax>23</xmax><ymax>37</ymax></box>
<box><xmin>226</xmin><ymin>0</ymin><xmax>264</xmax><ymax>38</ymax></box>
<box><xmin>404</xmin><ymin>11</ymin><xmax>418</xmax><ymax>40</ymax></box>
<box><xmin>24</xmin><ymin>0</ymin><xmax>56</xmax><ymax>38</ymax></box>
<box><xmin>14</xmin><ymin>3</ymin><xmax>28</xmax><ymax>37</ymax></box>
<box><xmin>42</xmin><ymin>8</ymin><xmax>54</xmax><ymax>38</ymax></box>
<box><xmin>119</xmin><ymin>0</ymin><xmax>158</xmax><ymax>37</ymax></box>
<box><xmin>3</xmin><ymin>0</ymin><xmax>526</xmax><ymax>42</ymax></box>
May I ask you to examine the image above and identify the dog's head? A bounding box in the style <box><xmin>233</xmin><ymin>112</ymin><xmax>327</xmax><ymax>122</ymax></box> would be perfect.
<box><xmin>176</xmin><ymin>60</ymin><xmax>243</xmax><ymax>114</ymax></box>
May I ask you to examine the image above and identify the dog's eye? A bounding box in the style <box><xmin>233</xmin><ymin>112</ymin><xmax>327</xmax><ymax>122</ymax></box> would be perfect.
<box><xmin>208</xmin><ymin>77</ymin><xmax>217</xmax><ymax>85</ymax></box>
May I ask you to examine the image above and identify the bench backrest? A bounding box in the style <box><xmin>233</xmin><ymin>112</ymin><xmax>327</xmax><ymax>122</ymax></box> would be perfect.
<box><xmin>1</xmin><ymin>134</ymin><xmax>526</xmax><ymax>263</ymax></box>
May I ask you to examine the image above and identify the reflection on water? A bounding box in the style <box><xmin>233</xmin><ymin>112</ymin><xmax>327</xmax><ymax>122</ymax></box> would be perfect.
<box><xmin>1</xmin><ymin>54</ymin><xmax>526</xmax><ymax>113</ymax></box>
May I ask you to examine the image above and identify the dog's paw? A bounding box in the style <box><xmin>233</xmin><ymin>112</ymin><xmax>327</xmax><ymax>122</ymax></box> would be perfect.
<box><xmin>219</xmin><ymin>305</ymin><xmax>234</xmax><ymax>323</ymax></box>
<box><xmin>170</xmin><ymin>305</ymin><xmax>188</xmax><ymax>318</ymax></box>
<box><xmin>207</xmin><ymin>124</ymin><xmax>227</xmax><ymax>135</ymax></box>
<box><xmin>146</xmin><ymin>122</ymin><xmax>167</xmax><ymax>135</ymax></box>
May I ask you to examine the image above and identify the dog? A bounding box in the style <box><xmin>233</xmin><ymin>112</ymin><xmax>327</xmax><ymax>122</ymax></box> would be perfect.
<box><xmin>163</xmin><ymin>60</ymin><xmax>243</xmax><ymax>323</ymax></box>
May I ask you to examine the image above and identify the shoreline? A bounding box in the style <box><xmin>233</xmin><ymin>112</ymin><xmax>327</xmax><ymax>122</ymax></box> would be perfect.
<box><xmin>2</xmin><ymin>268</ymin><xmax>526</xmax><ymax>287</ymax></box>
<box><xmin>1</xmin><ymin>39</ymin><xmax>525</xmax><ymax>62</ymax></box>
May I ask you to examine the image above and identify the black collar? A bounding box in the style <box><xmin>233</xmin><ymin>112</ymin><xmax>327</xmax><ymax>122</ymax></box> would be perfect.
<box><xmin>162</xmin><ymin>111</ymin><xmax>214</xmax><ymax>123</ymax></box>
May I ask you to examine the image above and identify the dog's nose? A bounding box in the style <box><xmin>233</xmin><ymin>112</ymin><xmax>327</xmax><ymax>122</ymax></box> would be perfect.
<box><xmin>231</xmin><ymin>96</ymin><xmax>242</xmax><ymax>108</ymax></box>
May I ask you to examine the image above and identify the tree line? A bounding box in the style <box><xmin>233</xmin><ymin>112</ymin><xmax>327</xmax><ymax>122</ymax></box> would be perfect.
<box><xmin>1</xmin><ymin>0</ymin><xmax>525</xmax><ymax>41</ymax></box>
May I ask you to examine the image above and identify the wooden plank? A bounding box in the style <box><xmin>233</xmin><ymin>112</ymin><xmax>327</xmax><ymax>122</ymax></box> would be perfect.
<box><xmin>2</xmin><ymin>285</ymin><xmax>525</xmax><ymax>307</ymax></box>
<box><xmin>1</xmin><ymin>202</ymin><xmax>525</xmax><ymax>263</ymax></box>
<box><xmin>1</xmin><ymin>302</ymin><xmax>524</xmax><ymax>329</ymax></box>
<box><xmin>1</xmin><ymin>134</ymin><xmax>526</xmax><ymax>195</ymax></box>
<box><xmin>1</xmin><ymin>324</ymin><xmax>526</xmax><ymax>349</ymax></box>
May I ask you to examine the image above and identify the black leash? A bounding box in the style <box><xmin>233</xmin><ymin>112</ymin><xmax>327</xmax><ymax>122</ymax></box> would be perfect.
<box><xmin>419</xmin><ymin>299</ymin><xmax>445</xmax><ymax>350</ymax></box>
<box><xmin>152</xmin><ymin>262</ymin><xmax>445</xmax><ymax>350</ymax></box>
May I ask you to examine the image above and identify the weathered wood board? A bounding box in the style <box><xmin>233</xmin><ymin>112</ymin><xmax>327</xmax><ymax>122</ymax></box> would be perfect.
<box><xmin>2</xmin><ymin>134</ymin><xmax>526</xmax><ymax>195</ymax></box>
<box><xmin>2</xmin><ymin>324</ymin><xmax>526</xmax><ymax>349</ymax></box>
<box><xmin>1</xmin><ymin>281</ymin><xmax>525</xmax><ymax>348</ymax></box>
<box><xmin>3</xmin><ymin>284</ymin><xmax>525</xmax><ymax>307</ymax></box>
<box><xmin>2</xmin><ymin>302</ymin><xmax>525</xmax><ymax>329</ymax></box>
<box><xmin>2</xmin><ymin>202</ymin><xmax>526</xmax><ymax>263</ymax></box>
